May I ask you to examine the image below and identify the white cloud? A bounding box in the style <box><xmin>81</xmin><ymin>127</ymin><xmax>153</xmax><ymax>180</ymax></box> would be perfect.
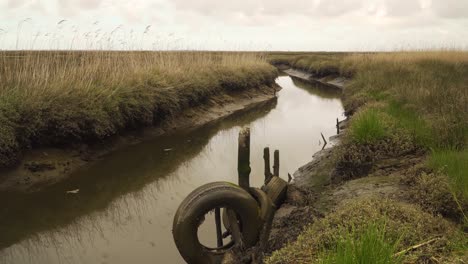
<box><xmin>57</xmin><ymin>0</ymin><xmax>102</xmax><ymax>10</ymax></box>
<box><xmin>7</xmin><ymin>0</ymin><xmax>26</xmax><ymax>8</ymax></box>
<box><xmin>430</xmin><ymin>0</ymin><xmax>468</xmax><ymax>18</ymax></box>
<box><xmin>382</xmin><ymin>0</ymin><xmax>422</xmax><ymax>17</ymax></box>
<box><xmin>0</xmin><ymin>0</ymin><xmax>467</xmax><ymax>51</ymax></box>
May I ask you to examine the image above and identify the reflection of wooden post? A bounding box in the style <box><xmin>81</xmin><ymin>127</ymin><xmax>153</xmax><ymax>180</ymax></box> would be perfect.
<box><xmin>238</xmin><ymin>127</ymin><xmax>251</xmax><ymax>190</ymax></box>
<box><xmin>321</xmin><ymin>133</ymin><xmax>327</xmax><ymax>150</ymax></box>
<box><xmin>215</xmin><ymin>208</ymin><xmax>223</xmax><ymax>247</ymax></box>
<box><xmin>273</xmin><ymin>150</ymin><xmax>279</xmax><ymax>177</ymax></box>
<box><xmin>264</xmin><ymin>147</ymin><xmax>272</xmax><ymax>185</ymax></box>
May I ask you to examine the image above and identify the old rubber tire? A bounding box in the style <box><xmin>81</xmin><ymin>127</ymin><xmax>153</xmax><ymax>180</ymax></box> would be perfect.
<box><xmin>173</xmin><ymin>182</ymin><xmax>261</xmax><ymax>264</ymax></box>
<box><xmin>223</xmin><ymin>188</ymin><xmax>274</xmax><ymax>231</ymax></box>
<box><xmin>264</xmin><ymin>176</ymin><xmax>288</xmax><ymax>206</ymax></box>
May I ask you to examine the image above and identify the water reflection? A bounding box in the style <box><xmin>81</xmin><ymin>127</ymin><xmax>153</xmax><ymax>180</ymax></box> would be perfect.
<box><xmin>0</xmin><ymin>99</ymin><xmax>278</xmax><ymax>248</ymax></box>
<box><xmin>290</xmin><ymin>76</ymin><xmax>342</xmax><ymax>99</ymax></box>
<box><xmin>0</xmin><ymin>76</ymin><xmax>343</xmax><ymax>264</ymax></box>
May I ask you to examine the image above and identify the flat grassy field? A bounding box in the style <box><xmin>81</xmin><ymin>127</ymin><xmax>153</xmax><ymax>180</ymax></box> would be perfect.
<box><xmin>267</xmin><ymin>51</ymin><xmax>468</xmax><ymax>263</ymax></box>
<box><xmin>0</xmin><ymin>51</ymin><xmax>277</xmax><ymax>167</ymax></box>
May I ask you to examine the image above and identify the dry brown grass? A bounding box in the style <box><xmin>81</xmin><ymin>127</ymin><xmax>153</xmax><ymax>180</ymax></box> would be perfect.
<box><xmin>1</xmin><ymin>51</ymin><xmax>268</xmax><ymax>96</ymax></box>
<box><xmin>0</xmin><ymin>51</ymin><xmax>277</xmax><ymax>167</ymax></box>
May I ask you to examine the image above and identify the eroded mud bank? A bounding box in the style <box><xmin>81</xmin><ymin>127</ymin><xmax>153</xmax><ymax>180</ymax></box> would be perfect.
<box><xmin>0</xmin><ymin>85</ymin><xmax>279</xmax><ymax>192</ymax></box>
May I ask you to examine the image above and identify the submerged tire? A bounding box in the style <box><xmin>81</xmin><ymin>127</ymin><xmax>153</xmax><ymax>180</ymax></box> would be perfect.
<box><xmin>264</xmin><ymin>176</ymin><xmax>288</xmax><ymax>206</ymax></box>
<box><xmin>173</xmin><ymin>182</ymin><xmax>261</xmax><ymax>264</ymax></box>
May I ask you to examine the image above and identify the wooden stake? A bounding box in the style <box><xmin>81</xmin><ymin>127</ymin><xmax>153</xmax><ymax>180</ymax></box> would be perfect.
<box><xmin>336</xmin><ymin>118</ymin><xmax>340</xmax><ymax>135</ymax></box>
<box><xmin>264</xmin><ymin>147</ymin><xmax>272</xmax><ymax>185</ymax></box>
<box><xmin>273</xmin><ymin>150</ymin><xmax>279</xmax><ymax>177</ymax></box>
<box><xmin>238</xmin><ymin>127</ymin><xmax>251</xmax><ymax>190</ymax></box>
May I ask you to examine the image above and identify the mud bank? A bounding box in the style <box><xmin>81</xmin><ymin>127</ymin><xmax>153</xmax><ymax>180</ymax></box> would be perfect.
<box><xmin>263</xmin><ymin>122</ymin><xmax>346</xmax><ymax>256</ymax></box>
<box><xmin>282</xmin><ymin>68</ymin><xmax>348</xmax><ymax>90</ymax></box>
<box><xmin>0</xmin><ymin>85</ymin><xmax>279</xmax><ymax>192</ymax></box>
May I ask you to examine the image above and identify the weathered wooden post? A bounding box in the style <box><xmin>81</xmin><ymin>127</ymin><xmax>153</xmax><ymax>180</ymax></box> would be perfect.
<box><xmin>273</xmin><ymin>150</ymin><xmax>279</xmax><ymax>177</ymax></box>
<box><xmin>263</xmin><ymin>147</ymin><xmax>272</xmax><ymax>185</ymax></box>
<box><xmin>238</xmin><ymin>127</ymin><xmax>251</xmax><ymax>190</ymax></box>
<box><xmin>336</xmin><ymin>118</ymin><xmax>340</xmax><ymax>135</ymax></box>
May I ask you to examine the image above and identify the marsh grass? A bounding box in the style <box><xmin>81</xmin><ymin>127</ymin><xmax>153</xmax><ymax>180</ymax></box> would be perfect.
<box><xmin>345</xmin><ymin>53</ymin><xmax>467</xmax><ymax>150</ymax></box>
<box><xmin>270</xmin><ymin>51</ymin><xmax>467</xmax><ymax>207</ymax></box>
<box><xmin>428</xmin><ymin>149</ymin><xmax>468</xmax><ymax>199</ymax></box>
<box><xmin>428</xmin><ymin>149</ymin><xmax>468</xmax><ymax>223</ymax></box>
<box><xmin>269</xmin><ymin>52</ymin><xmax>349</xmax><ymax>77</ymax></box>
<box><xmin>269</xmin><ymin>51</ymin><xmax>468</xmax><ymax>149</ymax></box>
<box><xmin>266</xmin><ymin>199</ymin><xmax>458</xmax><ymax>264</ymax></box>
<box><xmin>268</xmin><ymin>52</ymin><xmax>468</xmax><ymax>257</ymax></box>
<box><xmin>349</xmin><ymin>108</ymin><xmax>387</xmax><ymax>144</ymax></box>
<box><xmin>383</xmin><ymin>101</ymin><xmax>433</xmax><ymax>148</ymax></box>
<box><xmin>0</xmin><ymin>51</ymin><xmax>277</xmax><ymax>167</ymax></box>
<box><xmin>319</xmin><ymin>223</ymin><xmax>402</xmax><ymax>264</ymax></box>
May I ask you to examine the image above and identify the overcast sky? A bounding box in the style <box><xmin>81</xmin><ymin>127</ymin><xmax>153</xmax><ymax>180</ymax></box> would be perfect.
<box><xmin>1</xmin><ymin>0</ymin><xmax>468</xmax><ymax>51</ymax></box>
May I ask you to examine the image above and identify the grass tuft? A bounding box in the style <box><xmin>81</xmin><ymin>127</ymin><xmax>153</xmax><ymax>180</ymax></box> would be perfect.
<box><xmin>266</xmin><ymin>199</ymin><xmax>459</xmax><ymax>264</ymax></box>
<box><xmin>349</xmin><ymin>108</ymin><xmax>387</xmax><ymax>144</ymax></box>
<box><xmin>319</xmin><ymin>223</ymin><xmax>402</xmax><ymax>264</ymax></box>
<box><xmin>428</xmin><ymin>149</ymin><xmax>468</xmax><ymax>199</ymax></box>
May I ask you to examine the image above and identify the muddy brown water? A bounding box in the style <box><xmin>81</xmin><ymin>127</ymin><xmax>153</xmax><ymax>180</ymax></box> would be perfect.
<box><xmin>0</xmin><ymin>75</ymin><xmax>343</xmax><ymax>264</ymax></box>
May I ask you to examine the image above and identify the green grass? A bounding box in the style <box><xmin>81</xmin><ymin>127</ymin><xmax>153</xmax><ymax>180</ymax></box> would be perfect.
<box><xmin>384</xmin><ymin>101</ymin><xmax>434</xmax><ymax>148</ymax></box>
<box><xmin>429</xmin><ymin>149</ymin><xmax>468</xmax><ymax>199</ymax></box>
<box><xmin>349</xmin><ymin>108</ymin><xmax>387</xmax><ymax>144</ymax></box>
<box><xmin>319</xmin><ymin>223</ymin><xmax>402</xmax><ymax>264</ymax></box>
<box><xmin>266</xmin><ymin>199</ymin><xmax>458</xmax><ymax>264</ymax></box>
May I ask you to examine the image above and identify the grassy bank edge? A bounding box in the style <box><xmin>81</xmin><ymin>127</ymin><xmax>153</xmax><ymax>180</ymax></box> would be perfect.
<box><xmin>266</xmin><ymin>52</ymin><xmax>467</xmax><ymax>263</ymax></box>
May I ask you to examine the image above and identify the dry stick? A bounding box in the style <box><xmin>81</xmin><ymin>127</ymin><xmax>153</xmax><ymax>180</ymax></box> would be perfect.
<box><xmin>263</xmin><ymin>147</ymin><xmax>272</xmax><ymax>185</ymax></box>
<box><xmin>321</xmin><ymin>133</ymin><xmax>327</xmax><ymax>150</ymax></box>
<box><xmin>238</xmin><ymin>127</ymin><xmax>251</xmax><ymax>191</ymax></box>
<box><xmin>215</xmin><ymin>207</ymin><xmax>223</xmax><ymax>248</ymax></box>
<box><xmin>273</xmin><ymin>150</ymin><xmax>280</xmax><ymax>177</ymax></box>
<box><xmin>393</xmin><ymin>238</ymin><xmax>440</xmax><ymax>257</ymax></box>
